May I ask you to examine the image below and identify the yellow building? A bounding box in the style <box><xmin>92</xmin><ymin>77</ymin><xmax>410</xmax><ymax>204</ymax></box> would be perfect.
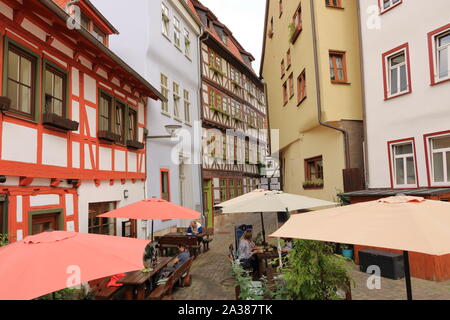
<box><xmin>261</xmin><ymin>0</ymin><xmax>365</xmax><ymax>202</ymax></box>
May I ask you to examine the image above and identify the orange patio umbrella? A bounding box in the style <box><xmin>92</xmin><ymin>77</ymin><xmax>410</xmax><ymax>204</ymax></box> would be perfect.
<box><xmin>0</xmin><ymin>231</ymin><xmax>150</xmax><ymax>300</ymax></box>
<box><xmin>98</xmin><ymin>198</ymin><xmax>202</xmax><ymax>240</ymax></box>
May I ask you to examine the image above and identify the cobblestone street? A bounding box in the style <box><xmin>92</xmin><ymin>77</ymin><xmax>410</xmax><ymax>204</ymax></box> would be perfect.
<box><xmin>173</xmin><ymin>212</ymin><xmax>450</xmax><ymax>301</ymax></box>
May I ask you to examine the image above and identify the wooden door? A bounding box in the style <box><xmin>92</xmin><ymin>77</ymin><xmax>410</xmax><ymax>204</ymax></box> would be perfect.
<box><xmin>203</xmin><ymin>180</ymin><xmax>214</xmax><ymax>229</ymax></box>
<box><xmin>32</xmin><ymin>213</ymin><xmax>59</xmax><ymax>235</ymax></box>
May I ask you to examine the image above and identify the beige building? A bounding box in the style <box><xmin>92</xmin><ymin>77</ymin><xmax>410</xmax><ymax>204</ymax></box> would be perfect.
<box><xmin>261</xmin><ymin>0</ymin><xmax>365</xmax><ymax>201</ymax></box>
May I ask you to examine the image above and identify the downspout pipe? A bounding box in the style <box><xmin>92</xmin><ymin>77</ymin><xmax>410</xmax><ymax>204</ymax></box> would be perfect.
<box><xmin>310</xmin><ymin>0</ymin><xmax>350</xmax><ymax>170</ymax></box>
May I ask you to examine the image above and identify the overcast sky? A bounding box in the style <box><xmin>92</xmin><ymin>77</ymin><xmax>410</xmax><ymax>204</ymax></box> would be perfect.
<box><xmin>201</xmin><ymin>0</ymin><xmax>266</xmax><ymax>73</ymax></box>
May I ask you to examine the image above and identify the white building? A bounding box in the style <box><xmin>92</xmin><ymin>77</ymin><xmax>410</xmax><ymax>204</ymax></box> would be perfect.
<box><xmin>357</xmin><ymin>0</ymin><xmax>450</xmax><ymax>193</ymax></box>
<box><xmin>92</xmin><ymin>0</ymin><xmax>203</xmax><ymax>235</ymax></box>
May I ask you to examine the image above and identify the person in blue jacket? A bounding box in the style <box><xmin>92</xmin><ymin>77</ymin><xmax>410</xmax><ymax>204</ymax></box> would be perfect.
<box><xmin>187</xmin><ymin>220</ymin><xmax>203</xmax><ymax>234</ymax></box>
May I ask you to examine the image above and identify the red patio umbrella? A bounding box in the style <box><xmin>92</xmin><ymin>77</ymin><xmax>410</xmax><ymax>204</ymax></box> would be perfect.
<box><xmin>98</xmin><ymin>198</ymin><xmax>202</xmax><ymax>240</ymax></box>
<box><xmin>0</xmin><ymin>231</ymin><xmax>150</xmax><ymax>300</ymax></box>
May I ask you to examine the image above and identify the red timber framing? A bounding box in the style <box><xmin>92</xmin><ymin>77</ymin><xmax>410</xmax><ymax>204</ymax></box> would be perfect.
<box><xmin>0</xmin><ymin>0</ymin><xmax>156</xmax><ymax>241</ymax></box>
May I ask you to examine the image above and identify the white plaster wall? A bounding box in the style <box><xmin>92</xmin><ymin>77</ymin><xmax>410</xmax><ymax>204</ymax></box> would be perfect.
<box><xmin>360</xmin><ymin>0</ymin><xmax>450</xmax><ymax>189</ymax></box>
<box><xmin>92</xmin><ymin>0</ymin><xmax>204</xmax><ymax>233</ymax></box>
<box><xmin>71</xmin><ymin>67</ymin><xmax>80</xmax><ymax>97</ymax></box>
<box><xmin>2</xmin><ymin>122</ymin><xmax>37</xmax><ymax>164</ymax></box>
<box><xmin>42</xmin><ymin>134</ymin><xmax>67</xmax><ymax>167</ymax></box>
<box><xmin>99</xmin><ymin>147</ymin><xmax>112</xmax><ymax>171</ymax></box>
<box><xmin>85</xmin><ymin>105</ymin><xmax>97</xmax><ymax>138</ymax></box>
<box><xmin>72</xmin><ymin>141</ymin><xmax>80</xmax><ymax>169</ymax></box>
<box><xmin>30</xmin><ymin>194</ymin><xmax>60</xmax><ymax>207</ymax></box>
<box><xmin>77</xmin><ymin>180</ymin><xmax>147</xmax><ymax>238</ymax></box>
<box><xmin>84</xmin><ymin>74</ymin><xmax>97</xmax><ymax>104</ymax></box>
<box><xmin>115</xmin><ymin>150</ymin><xmax>126</xmax><ymax>172</ymax></box>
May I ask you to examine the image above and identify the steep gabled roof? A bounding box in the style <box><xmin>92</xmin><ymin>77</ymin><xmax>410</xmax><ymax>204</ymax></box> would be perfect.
<box><xmin>188</xmin><ymin>0</ymin><xmax>258</xmax><ymax>77</ymax></box>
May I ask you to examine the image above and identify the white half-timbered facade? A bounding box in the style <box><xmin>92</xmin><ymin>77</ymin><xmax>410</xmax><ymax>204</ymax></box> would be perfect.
<box><xmin>0</xmin><ymin>0</ymin><xmax>163</xmax><ymax>241</ymax></box>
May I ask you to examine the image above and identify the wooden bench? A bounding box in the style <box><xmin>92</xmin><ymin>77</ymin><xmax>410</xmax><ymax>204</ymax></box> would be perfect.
<box><xmin>202</xmin><ymin>228</ymin><xmax>214</xmax><ymax>252</ymax></box>
<box><xmin>89</xmin><ymin>277</ymin><xmax>122</xmax><ymax>300</ymax></box>
<box><xmin>148</xmin><ymin>257</ymin><xmax>194</xmax><ymax>300</ymax></box>
<box><xmin>158</xmin><ymin>237</ymin><xmax>201</xmax><ymax>258</ymax></box>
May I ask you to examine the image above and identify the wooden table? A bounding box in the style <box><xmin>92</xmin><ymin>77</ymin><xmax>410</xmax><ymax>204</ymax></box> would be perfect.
<box><xmin>157</xmin><ymin>233</ymin><xmax>205</xmax><ymax>256</ymax></box>
<box><xmin>117</xmin><ymin>256</ymin><xmax>175</xmax><ymax>300</ymax></box>
<box><xmin>255</xmin><ymin>250</ymin><xmax>280</xmax><ymax>279</ymax></box>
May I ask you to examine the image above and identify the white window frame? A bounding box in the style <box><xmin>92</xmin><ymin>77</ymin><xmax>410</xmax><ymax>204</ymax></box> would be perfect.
<box><xmin>433</xmin><ymin>29</ymin><xmax>450</xmax><ymax>83</ymax></box>
<box><xmin>160</xmin><ymin>73</ymin><xmax>170</xmax><ymax>115</ymax></box>
<box><xmin>173</xmin><ymin>81</ymin><xmax>181</xmax><ymax>120</ymax></box>
<box><xmin>184</xmin><ymin>28</ymin><xmax>191</xmax><ymax>58</ymax></box>
<box><xmin>162</xmin><ymin>3</ymin><xmax>170</xmax><ymax>38</ymax></box>
<box><xmin>385</xmin><ymin>49</ymin><xmax>409</xmax><ymax>98</ymax></box>
<box><xmin>428</xmin><ymin>134</ymin><xmax>450</xmax><ymax>186</ymax></box>
<box><xmin>380</xmin><ymin>0</ymin><xmax>402</xmax><ymax>12</ymax></box>
<box><xmin>391</xmin><ymin>141</ymin><xmax>417</xmax><ymax>188</ymax></box>
<box><xmin>173</xmin><ymin>16</ymin><xmax>181</xmax><ymax>49</ymax></box>
<box><xmin>183</xmin><ymin>89</ymin><xmax>191</xmax><ymax>124</ymax></box>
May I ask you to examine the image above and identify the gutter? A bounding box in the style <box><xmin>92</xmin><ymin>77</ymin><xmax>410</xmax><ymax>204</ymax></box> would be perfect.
<box><xmin>39</xmin><ymin>0</ymin><xmax>166</xmax><ymax>102</ymax></box>
<box><xmin>356</xmin><ymin>0</ymin><xmax>369</xmax><ymax>188</ymax></box>
<box><xmin>310</xmin><ymin>0</ymin><xmax>350</xmax><ymax>169</ymax></box>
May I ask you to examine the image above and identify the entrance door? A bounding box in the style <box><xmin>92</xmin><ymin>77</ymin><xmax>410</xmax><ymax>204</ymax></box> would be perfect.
<box><xmin>203</xmin><ymin>179</ymin><xmax>213</xmax><ymax>229</ymax></box>
<box><xmin>32</xmin><ymin>213</ymin><xmax>59</xmax><ymax>235</ymax></box>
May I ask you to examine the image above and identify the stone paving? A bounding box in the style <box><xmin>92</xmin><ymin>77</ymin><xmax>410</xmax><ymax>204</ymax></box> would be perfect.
<box><xmin>173</xmin><ymin>212</ymin><xmax>450</xmax><ymax>300</ymax></box>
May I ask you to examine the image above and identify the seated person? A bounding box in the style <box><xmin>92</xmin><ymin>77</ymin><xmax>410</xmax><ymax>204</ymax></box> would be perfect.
<box><xmin>281</xmin><ymin>238</ymin><xmax>293</xmax><ymax>255</ymax></box>
<box><xmin>187</xmin><ymin>220</ymin><xmax>203</xmax><ymax>235</ymax></box>
<box><xmin>157</xmin><ymin>244</ymin><xmax>191</xmax><ymax>283</ymax></box>
<box><xmin>238</xmin><ymin>230</ymin><xmax>263</xmax><ymax>274</ymax></box>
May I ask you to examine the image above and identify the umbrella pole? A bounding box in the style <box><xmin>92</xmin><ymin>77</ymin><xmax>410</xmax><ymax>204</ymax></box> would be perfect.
<box><xmin>260</xmin><ymin>212</ymin><xmax>266</xmax><ymax>244</ymax></box>
<box><xmin>151</xmin><ymin>220</ymin><xmax>154</xmax><ymax>242</ymax></box>
<box><xmin>403</xmin><ymin>251</ymin><xmax>413</xmax><ymax>300</ymax></box>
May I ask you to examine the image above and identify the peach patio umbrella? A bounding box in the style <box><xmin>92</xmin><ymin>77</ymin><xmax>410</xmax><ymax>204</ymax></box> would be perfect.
<box><xmin>0</xmin><ymin>231</ymin><xmax>150</xmax><ymax>300</ymax></box>
<box><xmin>270</xmin><ymin>196</ymin><xmax>450</xmax><ymax>300</ymax></box>
<box><xmin>99</xmin><ymin>198</ymin><xmax>202</xmax><ymax>240</ymax></box>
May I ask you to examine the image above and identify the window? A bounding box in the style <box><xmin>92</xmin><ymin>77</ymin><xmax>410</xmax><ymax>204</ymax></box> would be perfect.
<box><xmin>89</xmin><ymin>202</ymin><xmax>116</xmax><ymax>235</ymax></box>
<box><xmin>44</xmin><ymin>65</ymin><xmax>66</xmax><ymax>117</ymax></box>
<box><xmin>288</xmin><ymin>73</ymin><xmax>294</xmax><ymax>98</ymax></box>
<box><xmin>297</xmin><ymin>70</ymin><xmax>306</xmax><ymax>104</ymax></box>
<box><xmin>162</xmin><ymin>3</ymin><xmax>170</xmax><ymax>37</ymax></box>
<box><xmin>428</xmin><ymin>24</ymin><xmax>450</xmax><ymax>85</ymax></box>
<box><xmin>127</xmin><ymin>108</ymin><xmax>137</xmax><ymax>141</ymax></box>
<box><xmin>326</xmin><ymin>0</ymin><xmax>342</xmax><ymax>8</ymax></box>
<box><xmin>286</xmin><ymin>49</ymin><xmax>291</xmax><ymax>69</ymax></box>
<box><xmin>279</xmin><ymin>0</ymin><xmax>283</xmax><ymax>17</ymax></box>
<box><xmin>229</xmin><ymin>180</ymin><xmax>235</xmax><ymax>199</ymax></box>
<box><xmin>429</xmin><ymin>135</ymin><xmax>450</xmax><ymax>185</ymax></box>
<box><xmin>114</xmin><ymin>100</ymin><xmax>125</xmax><ymax>140</ymax></box>
<box><xmin>209</xmin><ymin>50</ymin><xmax>222</xmax><ymax>71</ymax></box>
<box><xmin>209</xmin><ymin>88</ymin><xmax>215</xmax><ymax>107</ymax></box>
<box><xmin>31</xmin><ymin>211</ymin><xmax>61</xmax><ymax>235</ymax></box>
<box><xmin>92</xmin><ymin>25</ymin><xmax>106</xmax><ymax>45</ymax></box>
<box><xmin>281</xmin><ymin>59</ymin><xmax>285</xmax><ymax>77</ymax></box>
<box><xmin>99</xmin><ymin>92</ymin><xmax>112</xmax><ymax>132</ymax></box>
<box><xmin>383</xmin><ymin>44</ymin><xmax>411</xmax><ymax>99</ymax></box>
<box><xmin>80</xmin><ymin>12</ymin><xmax>90</xmax><ymax>30</ymax></box>
<box><xmin>161</xmin><ymin>170</ymin><xmax>170</xmax><ymax>201</ymax></box>
<box><xmin>390</xmin><ymin>142</ymin><xmax>416</xmax><ymax>187</ymax></box>
<box><xmin>184</xmin><ymin>29</ymin><xmax>191</xmax><ymax>57</ymax></box>
<box><xmin>268</xmin><ymin>17</ymin><xmax>274</xmax><ymax>38</ymax></box>
<box><xmin>184</xmin><ymin>89</ymin><xmax>190</xmax><ymax>124</ymax></box>
<box><xmin>76</xmin><ymin>13</ymin><xmax>108</xmax><ymax>45</ymax></box>
<box><xmin>380</xmin><ymin>0</ymin><xmax>402</xmax><ymax>13</ymax></box>
<box><xmin>173</xmin><ymin>82</ymin><xmax>181</xmax><ymax>119</ymax></box>
<box><xmin>6</xmin><ymin>44</ymin><xmax>37</xmax><ymax>119</ymax></box>
<box><xmin>161</xmin><ymin>73</ymin><xmax>169</xmax><ymax>113</ymax></box>
<box><xmin>220</xmin><ymin>179</ymin><xmax>228</xmax><ymax>202</ymax></box>
<box><xmin>173</xmin><ymin>16</ymin><xmax>181</xmax><ymax>48</ymax></box>
<box><xmin>282</xmin><ymin>81</ymin><xmax>288</xmax><ymax>105</ymax></box>
<box><xmin>291</xmin><ymin>4</ymin><xmax>302</xmax><ymax>43</ymax></box>
<box><xmin>329</xmin><ymin>51</ymin><xmax>347</xmax><ymax>83</ymax></box>
<box><xmin>305</xmin><ymin>156</ymin><xmax>323</xmax><ymax>181</ymax></box>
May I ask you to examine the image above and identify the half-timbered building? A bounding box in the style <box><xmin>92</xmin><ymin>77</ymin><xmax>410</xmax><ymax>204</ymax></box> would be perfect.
<box><xmin>0</xmin><ymin>0</ymin><xmax>164</xmax><ymax>241</ymax></box>
<box><xmin>188</xmin><ymin>0</ymin><xmax>269</xmax><ymax>228</ymax></box>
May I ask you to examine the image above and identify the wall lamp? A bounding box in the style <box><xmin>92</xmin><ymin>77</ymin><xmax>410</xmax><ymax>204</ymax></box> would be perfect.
<box><xmin>146</xmin><ymin>124</ymin><xmax>182</xmax><ymax>140</ymax></box>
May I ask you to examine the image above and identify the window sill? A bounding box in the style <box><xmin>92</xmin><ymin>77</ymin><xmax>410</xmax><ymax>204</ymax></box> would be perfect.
<box><xmin>379</xmin><ymin>1</ymin><xmax>403</xmax><ymax>15</ymax></box>
<box><xmin>326</xmin><ymin>5</ymin><xmax>344</xmax><ymax>10</ymax></box>
<box><xmin>290</xmin><ymin>27</ymin><xmax>302</xmax><ymax>44</ymax></box>
<box><xmin>297</xmin><ymin>96</ymin><xmax>307</xmax><ymax>107</ymax></box>
<box><xmin>184</xmin><ymin>121</ymin><xmax>192</xmax><ymax>127</ymax></box>
<box><xmin>331</xmin><ymin>81</ymin><xmax>351</xmax><ymax>85</ymax></box>
<box><xmin>431</xmin><ymin>77</ymin><xmax>450</xmax><ymax>86</ymax></box>
<box><xmin>3</xmin><ymin>111</ymin><xmax>38</xmax><ymax>125</ymax></box>
<box><xmin>161</xmin><ymin>110</ymin><xmax>172</xmax><ymax>118</ymax></box>
<box><xmin>174</xmin><ymin>117</ymin><xmax>183</xmax><ymax>123</ymax></box>
<box><xmin>162</xmin><ymin>33</ymin><xmax>171</xmax><ymax>42</ymax></box>
<box><xmin>384</xmin><ymin>90</ymin><xmax>411</xmax><ymax>101</ymax></box>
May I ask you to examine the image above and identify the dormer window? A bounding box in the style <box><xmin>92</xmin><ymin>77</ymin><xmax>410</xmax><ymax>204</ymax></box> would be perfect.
<box><xmin>76</xmin><ymin>11</ymin><xmax>109</xmax><ymax>46</ymax></box>
<box><xmin>92</xmin><ymin>25</ymin><xmax>106</xmax><ymax>44</ymax></box>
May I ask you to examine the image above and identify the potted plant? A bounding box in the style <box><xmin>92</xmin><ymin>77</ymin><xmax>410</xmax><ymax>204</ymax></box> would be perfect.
<box><xmin>0</xmin><ymin>96</ymin><xmax>11</xmax><ymax>112</ymax></box>
<box><xmin>303</xmin><ymin>179</ymin><xmax>324</xmax><ymax>190</ymax></box>
<box><xmin>341</xmin><ymin>244</ymin><xmax>354</xmax><ymax>260</ymax></box>
<box><xmin>0</xmin><ymin>234</ymin><xmax>8</xmax><ymax>247</ymax></box>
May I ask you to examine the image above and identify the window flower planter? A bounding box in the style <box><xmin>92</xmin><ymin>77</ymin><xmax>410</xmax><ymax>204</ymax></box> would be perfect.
<box><xmin>126</xmin><ymin>140</ymin><xmax>145</xmax><ymax>150</ymax></box>
<box><xmin>209</xmin><ymin>105</ymin><xmax>230</xmax><ymax>117</ymax></box>
<box><xmin>209</xmin><ymin>65</ymin><xmax>225</xmax><ymax>77</ymax></box>
<box><xmin>43</xmin><ymin>113</ymin><xmax>79</xmax><ymax>132</ymax></box>
<box><xmin>289</xmin><ymin>23</ymin><xmax>302</xmax><ymax>44</ymax></box>
<box><xmin>0</xmin><ymin>96</ymin><xmax>11</xmax><ymax>112</ymax></box>
<box><xmin>303</xmin><ymin>180</ymin><xmax>324</xmax><ymax>190</ymax></box>
<box><xmin>98</xmin><ymin>130</ymin><xmax>121</xmax><ymax>143</ymax></box>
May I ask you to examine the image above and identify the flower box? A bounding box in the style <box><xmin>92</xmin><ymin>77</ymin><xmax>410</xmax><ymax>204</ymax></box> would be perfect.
<box><xmin>98</xmin><ymin>130</ymin><xmax>121</xmax><ymax>143</ymax></box>
<box><xmin>303</xmin><ymin>180</ymin><xmax>324</xmax><ymax>190</ymax></box>
<box><xmin>126</xmin><ymin>140</ymin><xmax>145</xmax><ymax>150</ymax></box>
<box><xmin>43</xmin><ymin>113</ymin><xmax>79</xmax><ymax>131</ymax></box>
<box><xmin>0</xmin><ymin>96</ymin><xmax>11</xmax><ymax>112</ymax></box>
